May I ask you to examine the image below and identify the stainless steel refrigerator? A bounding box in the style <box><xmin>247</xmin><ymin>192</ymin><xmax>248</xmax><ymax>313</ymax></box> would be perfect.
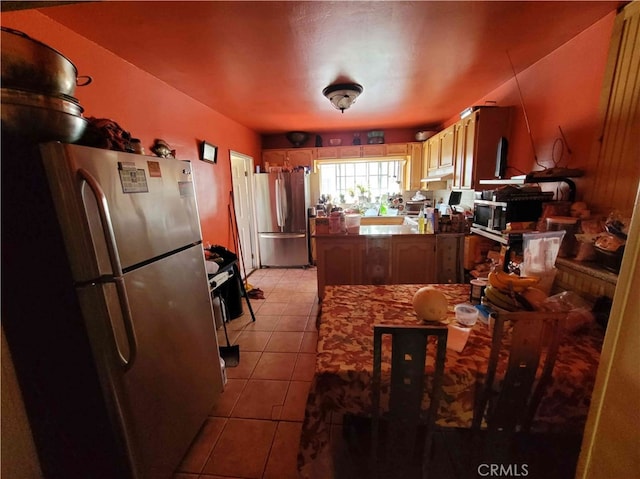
<box><xmin>254</xmin><ymin>170</ymin><xmax>310</xmax><ymax>267</ymax></box>
<box><xmin>3</xmin><ymin>141</ymin><xmax>223</xmax><ymax>479</ymax></box>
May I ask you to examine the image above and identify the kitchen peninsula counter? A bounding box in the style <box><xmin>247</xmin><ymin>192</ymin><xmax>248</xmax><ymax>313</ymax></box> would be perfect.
<box><xmin>314</xmin><ymin>224</ymin><xmax>417</xmax><ymax>236</ymax></box>
<box><xmin>313</xmin><ymin>228</ymin><xmax>464</xmax><ymax>299</ymax></box>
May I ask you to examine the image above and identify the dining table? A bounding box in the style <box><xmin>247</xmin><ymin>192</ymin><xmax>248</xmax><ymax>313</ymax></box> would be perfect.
<box><xmin>297</xmin><ymin>283</ymin><xmax>605</xmax><ymax>477</ymax></box>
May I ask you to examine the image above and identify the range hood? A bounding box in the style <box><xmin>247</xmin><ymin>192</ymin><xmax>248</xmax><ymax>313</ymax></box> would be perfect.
<box><xmin>420</xmin><ymin>171</ymin><xmax>453</xmax><ymax>183</ymax></box>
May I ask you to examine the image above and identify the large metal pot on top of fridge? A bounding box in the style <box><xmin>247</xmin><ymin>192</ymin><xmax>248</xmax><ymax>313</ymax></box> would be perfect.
<box><xmin>254</xmin><ymin>170</ymin><xmax>310</xmax><ymax>267</ymax></box>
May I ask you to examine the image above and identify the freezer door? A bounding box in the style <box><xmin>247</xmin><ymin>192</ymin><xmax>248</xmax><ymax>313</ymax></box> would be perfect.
<box><xmin>40</xmin><ymin>143</ymin><xmax>203</xmax><ymax>281</ymax></box>
<box><xmin>255</xmin><ymin>171</ymin><xmax>308</xmax><ymax>234</ymax></box>
<box><xmin>76</xmin><ymin>245</ymin><xmax>222</xmax><ymax>479</ymax></box>
<box><xmin>258</xmin><ymin>232</ymin><xmax>309</xmax><ymax>267</ymax></box>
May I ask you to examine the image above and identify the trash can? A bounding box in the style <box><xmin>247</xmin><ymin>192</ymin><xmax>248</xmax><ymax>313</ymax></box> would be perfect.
<box><xmin>208</xmin><ymin>245</ymin><xmax>243</xmax><ymax>319</ymax></box>
<box><xmin>223</xmin><ymin>271</ymin><xmax>244</xmax><ymax>320</ymax></box>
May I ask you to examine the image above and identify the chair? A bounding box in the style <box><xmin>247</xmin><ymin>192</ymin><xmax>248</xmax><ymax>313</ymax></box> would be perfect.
<box><xmin>470</xmin><ymin>310</ymin><xmax>569</xmax><ymax>465</ymax></box>
<box><xmin>370</xmin><ymin>323</ymin><xmax>448</xmax><ymax>479</ymax></box>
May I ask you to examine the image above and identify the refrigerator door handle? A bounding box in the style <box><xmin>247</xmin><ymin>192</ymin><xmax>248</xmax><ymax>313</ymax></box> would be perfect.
<box><xmin>275</xmin><ymin>176</ymin><xmax>287</xmax><ymax>229</ymax></box>
<box><xmin>78</xmin><ymin>168</ymin><xmax>138</xmax><ymax>370</ymax></box>
<box><xmin>112</xmin><ymin>276</ymin><xmax>138</xmax><ymax>370</ymax></box>
<box><xmin>78</xmin><ymin>168</ymin><xmax>124</xmax><ymax>276</ymax></box>
<box><xmin>260</xmin><ymin>233</ymin><xmax>306</xmax><ymax>239</ymax></box>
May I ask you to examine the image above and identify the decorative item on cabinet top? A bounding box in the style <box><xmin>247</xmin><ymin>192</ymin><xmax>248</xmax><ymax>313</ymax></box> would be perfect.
<box><xmin>285</xmin><ymin>131</ymin><xmax>310</xmax><ymax>147</ymax></box>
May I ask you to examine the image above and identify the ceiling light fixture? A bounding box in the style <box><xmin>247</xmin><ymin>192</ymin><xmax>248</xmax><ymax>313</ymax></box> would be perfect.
<box><xmin>323</xmin><ymin>83</ymin><xmax>363</xmax><ymax>113</ymax></box>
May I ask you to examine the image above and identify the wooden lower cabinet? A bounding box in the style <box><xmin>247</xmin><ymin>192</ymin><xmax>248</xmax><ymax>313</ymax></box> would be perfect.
<box><xmin>316</xmin><ymin>234</ymin><xmax>463</xmax><ymax>298</ymax></box>
<box><xmin>390</xmin><ymin>236</ymin><xmax>437</xmax><ymax>283</ymax></box>
<box><xmin>316</xmin><ymin>237</ymin><xmax>363</xmax><ymax>298</ymax></box>
<box><xmin>436</xmin><ymin>234</ymin><xmax>465</xmax><ymax>284</ymax></box>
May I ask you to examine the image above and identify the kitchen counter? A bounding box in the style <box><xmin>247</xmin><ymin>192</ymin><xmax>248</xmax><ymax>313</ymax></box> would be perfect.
<box><xmin>313</xmin><ymin>224</ymin><xmax>418</xmax><ymax>236</ymax></box>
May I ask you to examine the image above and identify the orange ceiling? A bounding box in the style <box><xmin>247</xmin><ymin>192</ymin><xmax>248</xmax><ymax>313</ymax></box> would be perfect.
<box><xmin>32</xmin><ymin>1</ymin><xmax>621</xmax><ymax>134</ymax></box>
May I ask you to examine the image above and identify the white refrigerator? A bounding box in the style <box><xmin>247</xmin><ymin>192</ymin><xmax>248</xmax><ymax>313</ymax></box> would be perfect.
<box><xmin>35</xmin><ymin>142</ymin><xmax>223</xmax><ymax>478</ymax></box>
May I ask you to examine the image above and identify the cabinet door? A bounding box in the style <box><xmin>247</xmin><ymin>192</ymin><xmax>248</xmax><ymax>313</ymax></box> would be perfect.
<box><xmin>385</xmin><ymin>143</ymin><xmax>409</xmax><ymax>156</ymax></box>
<box><xmin>317</xmin><ymin>147</ymin><xmax>338</xmax><ymax>159</ymax></box>
<box><xmin>453</xmin><ymin>114</ymin><xmax>477</xmax><ymax>189</ymax></box>
<box><xmin>436</xmin><ymin>235</ymin><xmax>464</xmax><ymax>284</ymax></box>
<box><xmin>439</xmin><ymin>125</ymin><xmax>456</xmax><ymax>168</ymax></box>
<box><xmin>262</xmin><ymin>150</ymin><xmax>287</xmax><ymax>166</ymax></box>
<box><xmin>427</xmin><ymin>136</ymin><xmax>441</xmax><ymax>170</ymax></box>
<box><xmin>361</xmin><ymin>237</ymin><xmax>391</xmax><ymax>285</ymax></box>
<box><xmin>461</xmin><ymin>114</ymin><xmax>477</xmax><ymax>188</ymax></box>
<box><xmin>408</xmin><ymin>142</ymin><xmax>423</xmax><ymax>190</ymax></box>
<box><xmin>287</xmin><ymin>148</ymin><xmax>316</xmax><ymax>167</ymax></box>
<box><xmin>316</xmin><ymin>238</ymin><xmax>363</xmax><ymax>299</ymax></box>
<box><xmin>361</xmin><ymin>144</ymin><xmax>386</xmax><ymax>157</ymax></box>
<box><xmin>337</xmin><ymin>146</ymin><xmax>362</xmax><ymax>158</ymax></box>
<box><xmin>390</xmin><ymin>236</ymin><xmax>436</xmax><ymax>284</ymax></box>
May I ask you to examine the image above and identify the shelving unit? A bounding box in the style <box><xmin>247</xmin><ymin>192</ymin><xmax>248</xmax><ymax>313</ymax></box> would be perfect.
<box><xmin>479</xmin><ymin>174</ymin><xmax>579</xmax><ymax>201</ymax></box>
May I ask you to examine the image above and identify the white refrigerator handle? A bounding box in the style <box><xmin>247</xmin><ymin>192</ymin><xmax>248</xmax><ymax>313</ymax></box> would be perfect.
<box><xmin>78</xmin><ymin>168</ymin><xmax>138</xmax><ymax>370</ymax></box>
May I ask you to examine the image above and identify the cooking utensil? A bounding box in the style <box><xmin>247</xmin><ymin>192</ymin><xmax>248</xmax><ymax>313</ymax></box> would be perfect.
<box><xmin>1</xmin><ymin>27</ymin><xmax>92</xmax><ymax>96</ymax></box>
<box><xmin>1</xmin><ymin>87</ymin><xmax>88</xmax><ymax>142</ymax></box>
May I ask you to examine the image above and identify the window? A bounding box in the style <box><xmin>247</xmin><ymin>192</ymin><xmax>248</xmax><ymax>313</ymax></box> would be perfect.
<box><xmin>317</xmin><ymin>158</ymin><xmax>405</xmax><ymax>203</ymax></box>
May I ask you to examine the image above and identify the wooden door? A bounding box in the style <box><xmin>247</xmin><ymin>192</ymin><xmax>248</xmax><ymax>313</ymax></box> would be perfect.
<box><xmin>230</xmin><ymin>151</ymin><xmax>258</xmax><ymax>273</ymax></box>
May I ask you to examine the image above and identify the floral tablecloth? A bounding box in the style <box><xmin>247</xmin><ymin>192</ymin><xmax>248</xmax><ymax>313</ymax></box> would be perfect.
<box><xmin>298</xmin><ymin>284</ymin><xmax>605</xmax><ymax>477</ymax></box>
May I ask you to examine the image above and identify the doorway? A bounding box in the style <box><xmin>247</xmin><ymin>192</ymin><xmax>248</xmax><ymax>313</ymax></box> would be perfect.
<box><xmin>230</xmin><ymin>151</ymin><xmax>258</xmax><ymax>277</ymax></box>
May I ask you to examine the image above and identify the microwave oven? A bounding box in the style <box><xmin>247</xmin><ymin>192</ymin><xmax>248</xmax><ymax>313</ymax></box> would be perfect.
<box><xmin>472</xmin><ymin>198</ymin><xmax>545</xmax><ymax>234</ymax></box>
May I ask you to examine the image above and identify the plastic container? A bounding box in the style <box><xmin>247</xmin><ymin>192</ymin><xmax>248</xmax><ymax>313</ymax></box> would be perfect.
<box><xmin>469</xmin><ymin>278</ymin><xmax>488</xmax><ymax>304</ymax></box>
<box><xmin>547</xmin><ymin>216</ymin><xmax>579</xmax><ymax>257</ymax></box>
<box><xmin>455</xmin><ymin>303</ymin><xmax>479</xmax><ymax>327</ymax></box>
<box><xmin>328</xmin><ymin>212</ymin><xmax>346</xmax><ymax>234</ymax></box>
<box><xmin>345</xmin><ymin>214</ymin><xmax>361</xmax><ymax>234</ymax></box>
<box><xmin>220</xmin><ymin>357</ymin><xmax>227</xmax><ymax>385</ymax></box>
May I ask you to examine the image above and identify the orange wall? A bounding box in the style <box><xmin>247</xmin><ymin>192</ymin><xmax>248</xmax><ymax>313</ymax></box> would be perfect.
<box><xmin>444</xmin><ymin>12</ymin><xmax>617</xmax><ymax>202</ymax></box>
<box><xmin>3</xmin><ymin>9</ymin><xmax>618</xmax><ymax>215</ymax></box>
<box><xmin>1</xmin><ymin>10</ymin><xmax>262</xmax><ymax>251</ymax></box>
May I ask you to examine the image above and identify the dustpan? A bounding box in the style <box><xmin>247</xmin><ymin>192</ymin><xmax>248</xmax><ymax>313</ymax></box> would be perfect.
<box><xmin>218</xmin><ymin>296</ymin><xmax>240</xmax><ymax>367</ymax></box>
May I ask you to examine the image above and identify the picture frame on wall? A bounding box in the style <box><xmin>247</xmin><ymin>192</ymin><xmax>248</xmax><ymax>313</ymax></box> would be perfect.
<box><xmin>200</xmin><ymin>141</ymin><xmax>218</xmax><ymax>164</ymax></box>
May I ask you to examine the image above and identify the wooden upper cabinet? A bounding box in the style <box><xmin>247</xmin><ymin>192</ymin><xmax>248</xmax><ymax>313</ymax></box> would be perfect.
<box><xmin>426</xmin><ymin>135</ymin><xmax>441</xmax><ymax>170</ymax></box>
<box><xmin>452</xmin><ymin>107</ymin><xmax>511</xmax><ymax>189</ymax></box>
<box><xmin>287</xmin><ymin>148</ymin><xmax>316</xmax><ymax>166</ymax></box>
<box><xmin>454</xmin><ymin>114</ymin><xmax>477</xmax><ymax>189</ymax></box>
<box><xmin>361</xmin><ymin>144</ymin><xmax>386</xmax><ymax>157</ymax></box>
<box><xmin>262</xmin><ymin>149</ymin><xmax>287</xmax><ymax>165</ymax></box>
<box><xmin>385</xmin><ymin>143</ymin><xmax>409</xmax><ymax>156</ymax></box>
<box><xmin>262</xmin><ymin>148</ymin><xmax>316</xmax><ymax>167</ymax></box>
<box><xmin>337</xmin><ymin>145</ymin><xmax>362</xmax><ymax>158</ymax></box>
<box><xmin>439</xmin><ymin>125</ymin><xmax>456</xmax><ymax>168</ymax></box>
<box><xmin>317</xmin><ymin>147</ymin><xmax>339</xmax><ymax>159</ymax></box>
<box><xmin>407</xmin><ymin>142</ymin><xmax>423</xmax><ymax>190</ymax></box>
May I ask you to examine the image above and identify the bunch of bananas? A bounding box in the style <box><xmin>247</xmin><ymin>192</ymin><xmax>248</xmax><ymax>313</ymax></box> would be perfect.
<box><xmin>487</xmin><ymin>270</ymin><xmax>539</xmax><ymax>293</ymax></box>
<box><xmin>484</xmin><ymin>284</ymin><xmax>521</xmax><ymax>311</ymax></box>
<box><xmin>484</xmin><ymin>270</ymin><xmax>542</xmax><ymax>311</ymax></box>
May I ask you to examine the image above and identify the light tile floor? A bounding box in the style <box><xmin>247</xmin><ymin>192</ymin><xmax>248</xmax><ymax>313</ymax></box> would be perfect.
<box><xmin>174</xmin><ymin>266</ymin><xmax>320</xmax><ymax>479</ymax></box>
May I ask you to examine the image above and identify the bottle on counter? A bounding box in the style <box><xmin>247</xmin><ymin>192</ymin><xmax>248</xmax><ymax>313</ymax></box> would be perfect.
<box><xmin>418</xmin><ymin>208</ymin><xmax>426</xmax><ymax>234</ymax></box>
<box><xmin>425</xmin><ymin>207</ymin><xmax>435</xmax><ymax>234</ymax></box>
